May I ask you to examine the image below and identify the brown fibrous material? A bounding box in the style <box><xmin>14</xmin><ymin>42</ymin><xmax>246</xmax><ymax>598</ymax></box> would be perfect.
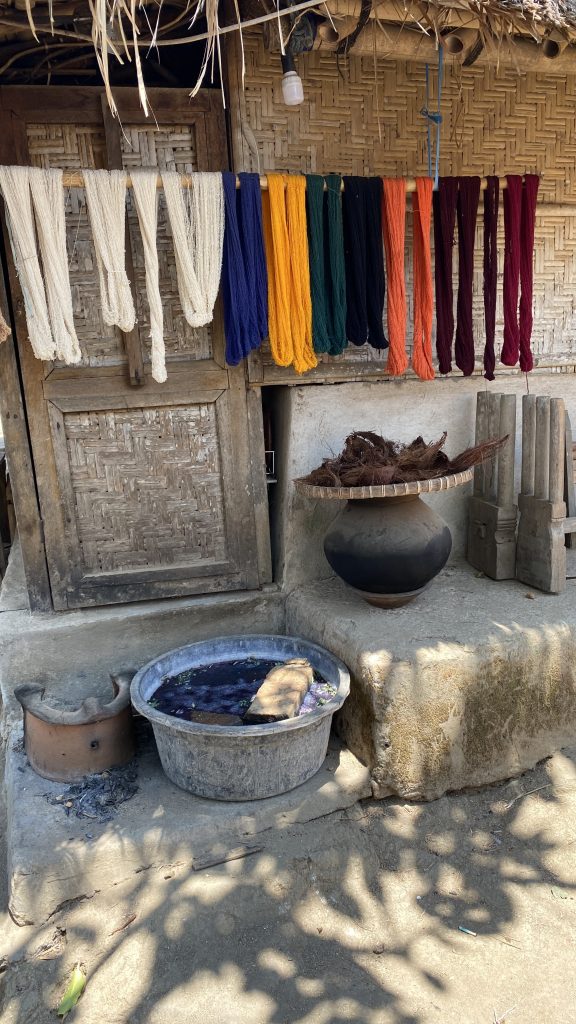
<box><xmin>300</xmin><ymin>430</ymin><xmax>507</xmax><ymax>487</ymax></box>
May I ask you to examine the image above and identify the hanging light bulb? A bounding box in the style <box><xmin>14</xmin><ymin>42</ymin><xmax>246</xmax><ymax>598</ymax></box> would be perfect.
<box><xmin>281</xmin><ymin>53</ymin><xmax>304</xmax><ymax>106</ymax></box>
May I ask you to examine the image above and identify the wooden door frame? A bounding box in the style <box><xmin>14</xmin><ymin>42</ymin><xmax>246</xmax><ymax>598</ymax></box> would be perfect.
<box><xmin>0</xmin><ymin>85</ymin><xmax>271</xmax><ymax>611</ymax></box>
<box><xmin>0</xmin><ymin>234</ymin><xmax>52</xmax><ymax>610</ymax></box>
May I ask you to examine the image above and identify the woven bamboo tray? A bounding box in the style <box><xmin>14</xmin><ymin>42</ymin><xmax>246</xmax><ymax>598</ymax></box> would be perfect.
<box><xmin>294</xmin><ymin>468</ymin><xmax>474</xmax><ymax>500</ymax></box>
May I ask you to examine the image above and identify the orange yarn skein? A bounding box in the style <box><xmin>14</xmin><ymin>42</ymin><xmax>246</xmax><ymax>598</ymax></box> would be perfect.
<box><xmin>412</xmin><ymin>177</ymin><xmax>435</xmax><ymax>381</ymax></box>
<box><xmin>381</xmin><ymin>178</ymin><xmax>408</xmax><ymax>376</ymax></box>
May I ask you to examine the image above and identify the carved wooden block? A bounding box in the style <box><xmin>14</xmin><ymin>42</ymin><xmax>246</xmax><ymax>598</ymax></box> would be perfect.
<box><xmin>467</xmin><ymin>497</ymin><xmax>518</xmax><ymax>580</ymax></box>
<box><xmin>516</xmin><ymin>396</ymin><xmax>567</xmax><ymax>594</ymax></box>
<box><xmin>467</xmin><ymin>392</ymin><xmax>517</xmax><ymax>579</ymax></box>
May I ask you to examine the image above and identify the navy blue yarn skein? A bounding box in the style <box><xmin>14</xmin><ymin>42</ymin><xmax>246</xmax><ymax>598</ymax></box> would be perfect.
<box><xmin>238</xmin><ymin>172</ymin><xmax>268</xmax><ymax>345</ymax></box>
<box><xmin>221</xmin><ymin>171</ymin><xmax>268</xmax><ymax>366</ymax></box>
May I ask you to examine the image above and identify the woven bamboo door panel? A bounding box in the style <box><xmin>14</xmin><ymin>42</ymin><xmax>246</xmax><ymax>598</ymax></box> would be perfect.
<box><xmin>0</xmin><ymin>87</ymin><xmax>267</xmax><ymax>609</ymax></box>
<box><xmin>228</xmin><ymin>34</ymin><xmax>576</xmax><ymax>382</ymax></box>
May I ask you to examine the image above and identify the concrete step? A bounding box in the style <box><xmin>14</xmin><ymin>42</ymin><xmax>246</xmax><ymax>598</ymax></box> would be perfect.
<box><xmin>286</xmin><ymin>561</ymin><xmax>576</xmax><ymax>801</ymax></box>
<box><xmin>6</xmin><ymin>728</ymin><xmax>371</xmax><ymax>926</ymax></box>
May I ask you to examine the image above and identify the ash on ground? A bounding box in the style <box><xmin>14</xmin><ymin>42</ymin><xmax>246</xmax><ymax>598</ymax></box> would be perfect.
<box><xmin>46</xmin><ymin>763</ymin><xmax>138</xmax><ymax>823</ymax></box>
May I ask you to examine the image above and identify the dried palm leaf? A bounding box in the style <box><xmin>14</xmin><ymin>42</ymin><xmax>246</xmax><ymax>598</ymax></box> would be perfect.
<box><xmin>301</xmin><ymin>430</ymin><xmax>507</xmax><ymax>487</ymax></box>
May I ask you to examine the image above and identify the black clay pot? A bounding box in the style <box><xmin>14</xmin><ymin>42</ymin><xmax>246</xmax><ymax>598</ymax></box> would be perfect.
<box><xmin>323</xmin><ymin>494</ymin><xmax>452</xmax><ymax>607</ymax></box>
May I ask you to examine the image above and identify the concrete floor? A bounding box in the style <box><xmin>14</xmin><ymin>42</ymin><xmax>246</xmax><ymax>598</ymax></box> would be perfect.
<box><xmin>6</xmin><ymin>729</ymin><xmax>371</xmax><ymax>925</ymax></box>
<box><xmin>2</xmin><ymin>742</ymin><xmax>576</xmax><ymax>1023</ymax></box>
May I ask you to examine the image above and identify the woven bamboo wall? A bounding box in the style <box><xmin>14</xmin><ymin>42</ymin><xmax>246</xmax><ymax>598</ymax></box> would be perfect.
<box><xmin>229</xmin><ymin>34</ymin><xmax>576</xmax><ymax>372</ymax></box>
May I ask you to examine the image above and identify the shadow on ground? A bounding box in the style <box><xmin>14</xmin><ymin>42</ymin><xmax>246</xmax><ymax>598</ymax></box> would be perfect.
<box><xmin>1</xmin><ymin>730</ymin><xmax>576</xmax><ymax>1024</ymax></box>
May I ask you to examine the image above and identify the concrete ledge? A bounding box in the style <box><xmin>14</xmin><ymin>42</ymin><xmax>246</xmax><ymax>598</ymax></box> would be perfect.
<box><xmin>6</xmin><ymin>729</ymin><xmax>370</xmax><ymax>925</ymax></box>
<box><xmin>286</xmin><ymin>562</ymin><xmax>576</xmax><ymax>800</ymax></box>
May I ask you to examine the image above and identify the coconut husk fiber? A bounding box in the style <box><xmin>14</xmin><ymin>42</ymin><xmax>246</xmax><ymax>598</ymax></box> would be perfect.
<box><xmin>301</xmin><ymin>430</ymin><xmax>506</xmax><ymax>487</ymax></box>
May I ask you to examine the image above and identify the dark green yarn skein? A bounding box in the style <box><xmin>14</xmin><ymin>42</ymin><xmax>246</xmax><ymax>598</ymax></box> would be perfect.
<box><xmin>305</xmin><ymin>173</ymin><xmax>348</xmax><ymax>356</ymax></box>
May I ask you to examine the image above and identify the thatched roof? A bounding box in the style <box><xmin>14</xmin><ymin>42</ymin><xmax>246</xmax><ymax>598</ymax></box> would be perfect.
<box><xmin>501</xmin><ymin>0</ymin><xmax>576</xmax><ymax>30</ymax></box>
<box><xmin>0</xmin><ymin>0</ymin><xmax>574</xmax><ymax>104</ymax></box>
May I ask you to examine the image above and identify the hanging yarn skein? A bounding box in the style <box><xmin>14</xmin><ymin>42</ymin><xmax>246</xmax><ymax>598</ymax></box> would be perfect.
<box><xmin>501</xmin><ymin>175</ymin><xmax>523</xmax><ymax>368</ymax></box>
<box><xmin>0</xmin><ymin>165</ymin><xmax>54</xmax><ymax>361</ymax></box>
<box><xmin>324</xmin><ymin>173</ymin><xmax>347</xmax><ymax>356</ymax></box>
<box><xmin>83</xmin><ymin>169</ymin><xmax>136</xmax><ymax>333</ymax></box>
<box><xmin>221</xmin><ymin>171</ymin><xmax>267</xmax><ymax>366</ymax></box>
<box><xmin>412</xmin><ymin>177</ymin><xmax>435</xmax><ymax>381</ymax></box>
<box><xmin>131</xmin><ymin>169</ymin><xmax>166</xmax><ymax>383</ymax></box>
<box><xmin>29</xmin><ymin>167</ymin><xmax>81</xmax><ymax>365</ymax></box>
<box><xmin>382</xmin><ymin>178</ymin><xmax>408</xmax><ymax>376</ymax></box>
<box><xmin>285</xmin><ymin>176</ymin><xmax>317</xmax><ymax>374</ymax></box>
<box><xmin>263</xmin><ymin>174</ymin><xmax>292</xmax><ymax>368</ymax></box>
<box><xmin>238</xmin><ymin>172</ymin><xmax>268</xmax><ymax>350</ymax></box>
<box><xmin>482</xmin><ymin>176</ymin><xmax>499</xmax><ymax>381</ymax></box>
<box><xmin>342</xmin><ymin>176</ymin><xmax>387</xmax><ymax>350</ymax></box>
<box><xmin>433</xmin><ymin>176</ymin><xmax>458</xmax><ymax>375</ymax></box>
<box><xmin>162</xmin><ymin>170</ymin><xmax>224</xmax><ymax>329</ymax></box>
<box><xmin>519</xmin><ymin>174</ymin><xmax>539</xmax><ymax>374</ymax></box>
<box><xmin>501</xmin><ymin>173</ymin><xmax>539</xmax><ymax>372</ymax></box>
<box><xmin>305</xmin><ymin>174</ymin><xmax>347</xmax><ymax>356</ymax></box>
<box><xmin>306</xmin><ymin>174</ymin><xmax>332</xmax><ymax>355</ymax></box>
<box><xmin>222</xmin><ymin>171</ymin><xmax>252</xmax><ymax>365</ymax></box>
<box><xmin>263</xmin><ymin>174</ymin><xmax>317</xmax><ymax>374</ymax></box>
<box><xmin>455</xmin><ymin>176</ymin><xmax>481</xmax><ymax>377</ymax></box>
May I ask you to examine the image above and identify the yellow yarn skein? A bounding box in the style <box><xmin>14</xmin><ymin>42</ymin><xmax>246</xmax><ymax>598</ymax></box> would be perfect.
<box><xmin>263</xmin><ymin>173</ymin><xmax>318</xmax><ymax>374</ymax></box>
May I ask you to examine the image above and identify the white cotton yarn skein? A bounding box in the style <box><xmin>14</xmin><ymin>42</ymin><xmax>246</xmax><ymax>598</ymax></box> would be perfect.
<box><xmin>29</xmin><ymin>167</ymin><xmax>82</xmax><ymax>365</ymax></box>
<box><xmin>83</xmin><ymin>169</ymin><xmax>136</xmax><ymax>334</ymax></box>
<box><xmin>0</xmin><ymin>165</ymin><xmax>55</xmax><ymax>361</ymax></box>
<box><xmin>131</xmin><ymin>169</ymin><xmax>166</xmax><ymax>383</ymax></box>
<box><xmin>161</xmin><ymin>170</ymin><xmax>224</xmax><ymax>329</ymax></box>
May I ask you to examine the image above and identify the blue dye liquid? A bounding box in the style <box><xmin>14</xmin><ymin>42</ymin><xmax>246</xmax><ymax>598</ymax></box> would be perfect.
<box><xmin>148</xmin><ymin>657</ymin><xmax>336</xmax><ymax>723</ymax></box>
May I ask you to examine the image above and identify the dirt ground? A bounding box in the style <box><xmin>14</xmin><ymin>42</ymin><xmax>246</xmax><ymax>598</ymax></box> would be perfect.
<box><xmin>1</xmin><ymin>743</ymin><xmax>576</xmax><ymax>1024</ymax></box>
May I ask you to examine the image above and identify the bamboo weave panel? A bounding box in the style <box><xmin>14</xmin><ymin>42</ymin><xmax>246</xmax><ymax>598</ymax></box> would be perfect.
<box><xmin>65</xmin><ymin>404</ymin><xmax>227</xmax><ymax>573</ymax></box>
<box><xmin>235</xmin><ymin>36</ymin><xmax>576</xmax><ymax>368</ymax></box>
<box><xmin>120</xmin><ymin>124</ymin><xmax>212</xmax><ymax>362</ymax></box>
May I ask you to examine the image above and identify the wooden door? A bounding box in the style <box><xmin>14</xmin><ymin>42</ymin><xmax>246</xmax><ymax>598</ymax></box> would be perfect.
<box><xmin>0</xmin><ymin>87</ymin><xmax>270</xmax><ymax>609</ymax></box>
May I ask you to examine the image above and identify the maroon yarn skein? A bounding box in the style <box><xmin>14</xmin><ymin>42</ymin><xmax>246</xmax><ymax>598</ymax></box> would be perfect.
<box><xmin>501</xmin><ymin>174</ymin><xmax>523</xmax><ymax>366</ymax></box>
<box><xmin>482</xmin><ymin>175</ymin><xmax>499</xmax><ymax>381</ymax></box>
<box><xmin>519</xmin><ymin>174</ymin><xmax>540</xmax><ymax>373</ymax></box>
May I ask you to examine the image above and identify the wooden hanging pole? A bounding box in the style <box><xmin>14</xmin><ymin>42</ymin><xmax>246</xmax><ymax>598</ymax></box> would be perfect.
<box><xmin>59</xmin><ymin>171</ymin><xmax>512</xmax><ymax>193</ymax></box>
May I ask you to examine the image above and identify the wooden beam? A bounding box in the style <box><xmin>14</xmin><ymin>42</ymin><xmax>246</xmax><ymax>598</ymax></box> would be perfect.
<box><xmin>314</xmin><ymin>22</ymin><xmax>576</xmax><ymax>73</ymax></box>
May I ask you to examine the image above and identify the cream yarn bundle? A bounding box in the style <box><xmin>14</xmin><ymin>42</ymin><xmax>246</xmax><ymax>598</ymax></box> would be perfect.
<box><xmin>0</xmin><ymin>165</ymin><xmax>81</xmax><ymax>363</ymax></box>
<box><xmin>161</xmin><ymin>170</ymin><xmax>224</xmax><ymax>329</ymax></box>
<box><xmin>0</xmin><ymin>165</ymin><xmax>55</xmax><ymax>361</ymax></box>
<box><xmin>83</xmin><ymin>169</ymin><xmax>136</xmax><ymax>334</ymax></box>
<box><xmin>131</xmin><ymin>169</ymin><xmax>166</xmax><ymax>383</ymax></box>
<box><xmin>29</xmin><ymin>167</ymin><xmax>81</xmax><ymax>364</ymax></box>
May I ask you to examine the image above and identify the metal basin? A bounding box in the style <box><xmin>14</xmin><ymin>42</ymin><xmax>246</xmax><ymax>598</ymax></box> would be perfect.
<box><xmin>130</xmin><ymin>635</ymin><xmax>350</xmax><ymax>801</ymax></box>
